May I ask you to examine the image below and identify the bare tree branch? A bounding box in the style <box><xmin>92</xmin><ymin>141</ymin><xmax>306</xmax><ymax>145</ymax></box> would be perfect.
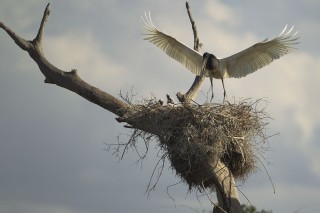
<box><xmin>177</xmin><ymin>2</ymin><xmax>206</xmax><ymax>103</ymax></box>
<box><xmin>186</xmin><ymin>2</ymin><xmax>200</xmax><ymax>52</ymax></box>
<box><xmin>0</xmin><ymin>3</ymin><xmax>130</xmax><ymax>117</ymax></box>
<box><xmin>34</xmin><ymin>3</ymin><xmax>50</xmax><ymax>48</ymax></box>
<box><xmin>0</xmin><ymin>21</ymin><xmax>31</xmax><ymax>51</ymax></box>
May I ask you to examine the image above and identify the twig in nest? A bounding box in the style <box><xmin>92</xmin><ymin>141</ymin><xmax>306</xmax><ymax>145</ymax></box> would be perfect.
<box><xmin>166</xmin><ymin>180</ymin><xmax>183</xmax><ymax>207</ymax></box>
<box><xmin>119</xmin><ymin>86</ymin><xmax>137</xmax><ymax>105</ymax></box>
<box><xmin>146</xmin><ymin>153</ymin><xmax>167</xmax><ymax>194</ymax></box>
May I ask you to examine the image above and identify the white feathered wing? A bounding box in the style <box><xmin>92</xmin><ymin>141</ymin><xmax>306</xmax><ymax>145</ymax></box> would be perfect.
<box><xmin>142</xmin><ymin>12</ymin><xmax>203</xmax><ymax>75</ymax></box>
<box><xmin>220</xmin><ymin>25</ymin><xmax>299</xmax><ymax>78</ymax></box>
<box><xmin>142</xmin><ymin>12</ymin><xmax>299</xmax><ymax>79</ymax></box>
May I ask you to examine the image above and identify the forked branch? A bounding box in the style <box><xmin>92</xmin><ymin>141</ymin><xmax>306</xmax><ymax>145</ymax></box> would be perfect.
<box><xmin>34</xmin><ymin>3</ymin><xmax>50</xmax><ymax>47</ymax></box>
<box><xmin>0</xmin><ymin>3</ymin><xmax>130</xmax><ymax>117</ymax></box>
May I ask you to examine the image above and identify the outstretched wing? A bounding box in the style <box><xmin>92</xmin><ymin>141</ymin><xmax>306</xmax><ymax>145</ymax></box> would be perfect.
<box><xmin>220</xmin><ymin>25</ymin><xmax>300</xmax><ymax>78</ymax></box>
<box><xmin>142</xmin><ymin>12</ymin><xmax>203</xmax><ymax>75</ymax></box>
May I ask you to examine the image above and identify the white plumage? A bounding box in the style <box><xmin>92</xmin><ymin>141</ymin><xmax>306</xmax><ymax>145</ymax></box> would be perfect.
<box><xmin>142</xmin><ymin>12</ymin><xmax>300</xmax><ymax>101</ymax></box>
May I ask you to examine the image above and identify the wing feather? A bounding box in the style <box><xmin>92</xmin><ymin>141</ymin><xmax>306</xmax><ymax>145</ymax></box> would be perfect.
<box><xmin>220</xmin><ymin>25</ymin><xmax>300</xmax><ymax>78</ymax></box>
<box><xmin>142</xmin><ymin>12</ymin><xmax>203</xmax><ymax>75</ymax></box>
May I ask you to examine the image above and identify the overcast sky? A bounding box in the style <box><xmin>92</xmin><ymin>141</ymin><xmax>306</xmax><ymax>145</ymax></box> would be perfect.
<box><xmin>0</xmin><ymin>1</ymin><xmax>319</xmax><ymax>213</ymax></box>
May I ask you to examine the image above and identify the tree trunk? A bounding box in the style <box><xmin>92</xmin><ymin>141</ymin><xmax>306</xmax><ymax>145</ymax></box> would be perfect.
<box><xmin>212</xmin><ymin>161</ymin><xmax>242</xmax><ymax>213</ymax></box>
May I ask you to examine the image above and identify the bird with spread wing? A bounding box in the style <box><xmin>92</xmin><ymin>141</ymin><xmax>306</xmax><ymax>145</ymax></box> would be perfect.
<box><xmin>142</xmin><ymin>12</ymin><xmax>299</xmax><ymax>102</ymax></box>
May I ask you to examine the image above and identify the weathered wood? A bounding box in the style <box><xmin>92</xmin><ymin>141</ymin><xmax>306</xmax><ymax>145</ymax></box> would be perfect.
<box><xmin>0</xmin><ymin>3</ymin><xmax>130</xmax><ymax>117</ymax></box>
<box><xmin>211</xmin><ymin>161</ymin><xmax>242</xmax><ymax>213</ymax></box>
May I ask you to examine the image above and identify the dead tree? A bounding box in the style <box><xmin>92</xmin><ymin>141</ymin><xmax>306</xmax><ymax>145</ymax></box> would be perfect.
<box><xmin>0</xmin><ymin>3</ymin><xmax>270</xmax><ymax>213</ymax></box>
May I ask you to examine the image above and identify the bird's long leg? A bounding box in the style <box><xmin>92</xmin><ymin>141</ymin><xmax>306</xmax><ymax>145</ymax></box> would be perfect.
<box><xmin>221</xmin><ymin>78</ymin><xmax>226</xmax><ymax>103</ymax></box>
<box><xmin>201</xmin><ymin>54</ymin><xmax>212</xmax><ymax>101</ymax></box>
<box><xmin>210</xmin><ymin>77</ymin><xmax>214</xmax><ymax>102</ymax></box>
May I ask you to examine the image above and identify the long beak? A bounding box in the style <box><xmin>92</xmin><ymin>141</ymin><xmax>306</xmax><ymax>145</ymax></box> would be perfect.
<box><xmin>200</xmin><ymin>55</ymin><xmax>209</xmax><ymax>76</ymax></box>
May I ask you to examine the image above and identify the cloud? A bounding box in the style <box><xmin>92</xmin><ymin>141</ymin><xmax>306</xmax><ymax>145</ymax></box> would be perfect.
<box><xmin>0</xmin><ymin>0</ymin><xmax>42</xmax><ymax>31</ymax></box>
<box><xmin>269</xmin><ymin>52</ymin><xmax>320</xmax><ymax>144</ymax></box>
<box><xmin>78</xmin><ymin>166</ymin><xmax>112</xmax><ymax>185</ymax></box>
<box><xmin>312</xmin><ymin>155</ymin><xmax>320</xmax><ymax>177</ymax></box>
<box><xmin>242</xmin><ymin>182</ymin><xmax>320</xmax><ymax>212</ymax></box>
<box><xmin>204</xmin><ymin>0</ymin><xmax>241</xmax><ymax>27</ymax></box>
<box><xmin>0</xmin><ymin>201</ymin><xmax>84</xmax><ymax>213</ymax></box>
<box><xmin>43</xmin><ymin>32</ymin><xmax>129</xmax><ymax>92</ymax></box>
<box><xmin>67</xmin><ymin>0</ymin><xmax>117</xmax><ymax>10</ymax></box>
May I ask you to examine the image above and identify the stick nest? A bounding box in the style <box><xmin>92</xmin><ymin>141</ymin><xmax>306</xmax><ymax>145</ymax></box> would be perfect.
<box><xmin>120</xmin><ymin>99</ymin><xmax>270</xmax><ymax>190</ymax></box>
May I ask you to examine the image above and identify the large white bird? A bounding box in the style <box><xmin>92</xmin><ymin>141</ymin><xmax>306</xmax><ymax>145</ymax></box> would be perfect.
<box><xmin>142</xmin><ymin>12</ymin><xmax>299</xmax><ymax>101</ymax></box>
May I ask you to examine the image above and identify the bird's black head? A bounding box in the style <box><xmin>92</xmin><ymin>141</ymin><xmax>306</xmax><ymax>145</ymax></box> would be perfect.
<box><xmin>203</xmin><ymin>52</ymin><xmax>216</xmax><ymax>59</ymax></box>
<box><xmin>203</xmin><ymin>52</ymin><xmax>210</xmax><ymax>59</ymax></box>
<box><xmin>203</xmin><ymin>52</ymin><xmax>218</xmax><ymax>70</ymax></box>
